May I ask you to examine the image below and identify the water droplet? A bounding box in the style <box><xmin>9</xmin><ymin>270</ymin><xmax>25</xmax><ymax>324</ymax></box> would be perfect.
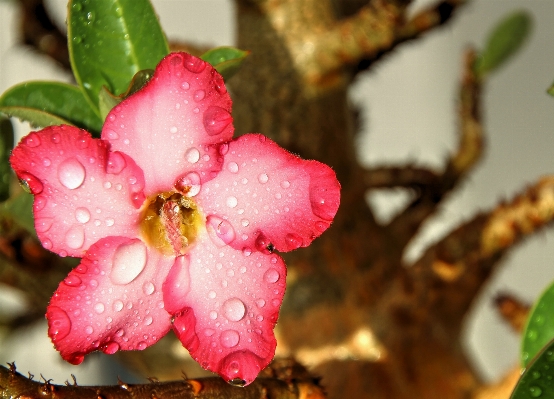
<box><xmin>35</xmin><ymin>196</ymin><xmax>47</xmax><ymax>211</ymax></box>
<box><xmin>256</xmin><ymin>299</ymin><xmax>265</xmax><ymax>308</ymax></box>
<box><xmin>285</xmin><ymin>233</ymin><xmax>303</xmax><ymax>250</ymax></box>
<box><xmin>144</xmin><ymin>316</ymin><xmax>153</xmax><ymax>326</ymax></box>
<box><xmin>242</xmin><ymin>247</ymin><xmax>252</xmax><ymax>256</ymax></box>
<box><xmin>207</xmin><ymin>216</ymin><xmax>236</xmax><ymax>245</ymax></box>
<box><xmin>227</xmin><ymin>162</ymin><xmax>239</xmax><ymax>173</ymax></box>
<box><xmin>175</xmin><ymin>172</ymin><xmax>201</xmax><ymax>197</ymax></box>
<box><xmin>85</xmin><ymin>325</ymin><xmax>94</xmax><ymax>334</ymax></box>
<box><xmin>264</xmin><ymin>268</ymin><xmax>280</xmax><ymax>283</ymax></box>
<box><xmin>63</xmin><ymin>275</ymin><xmax>82</xmax><ymax>287</ymax></box>
<box><xmin>254</xmin><ymin>232</ymin><xmax>273</xmax><ymax>254</ymax></box>
<box><xmin>105</xmin><ymin>130</ymin><xmax>119</xmax><ymax>140</ymax></box>
<box><xmin>220</xmin><ymin>330</ymin><xmax>240</xmax><ymax>348</ymax></box>
<box><xmin>223</xmin><ymin>298</ymin><xmax>246</xmax><ymax>322</ymax></box>
<box><xmin>181</xmin><ymin>81</ymin><xmax>190</xmax><ymax>90</ymax></box>
<box><xmin>219</xmin><ymin>143</ymin><xmax>229</xmax><ymax>155</ymax></box>
<box><xmin>113</xmin><ymin>300</ymin><xmax>124</xmax><ymax>312</ymax></box>
<box><xmin>94</xmin><ymin>302</ymin><xmax>105</xmax><ymax>314</ymax></box>
<box><xmin>137</xmin><ymin>341</ymin><xmax>147</xmax><ymax>350</ymax></box>
<box><xmin>110</xmin><ymin>240</ymin><xmax>147</xmax><ymax>285</ymax></box>
<box><xmin>142</xmin><ymin>281</ymin><xmax>155</xmax><ymax>296</ymax></box>
<box><xmin>226</xmin><ymin>196</ymin><xmax>238</xmax><ymax>208</ymax></box>
<box><xmin>105</xmin><ymin>218</ymin><xmax>115</xmax><ymax>227</ymax></box>
<box><xmin>194</xmin><ymin>90</ymin><xmax>206</xmax><ymax>101</ymax></box>
<box><xmin>185</xmin><ymin>147</ymin><xmax>200</xmax><ymax>164</ymax></box>
<box><xmin>19</xmin><ymin>172</ymin><xmax>43</xmax><ymax>194</ymax></box>
<box><xmin>528</xmin><ymin>330</ymin><xmax>538</xmax><ymax>341</ymax></box>
<box><xmin>65</xmin><ymin>225</ymin><xmax>85</xmax><ymax>249</ymax></box>
<box><xmin>258</xmin><ymin>173</ymin><xmax>269</xmax><ymax>184</ymax></box>
<box><xmin>35</xmin><ymin>218</ymin><xmax>53</xmax><ymax>233</ymax></box>
<box><xmin>103</xmin><ymin>342</ymin><xmax>119</xmax><ymax>355</ymax></box>
<box><xmin>51</xmin><ymin>133</ymin><xmax>61</xmax><ymax>143</ymax></box>
<box><xmin>183</xmin><ymin>55</ymin><xmax>206</xmax><ymax>73</ymax></box>
<box><xmin>42</xmin><ymin>158</ymin><xmax>51</xmax><ymax>167</ymax></box>
<box><xmin>533</xmin><ymin>371</ymin><xmax>542</xmax><ymax>380</ymax></box>
<box><xmin>280</xmin><ymin>180</ymin><xmax>290</xmax><ymax>189</ymax></box>
<box><xmin>210</xmin><ymin>311</ymin><xmax>218</xmax><ymax>320</ymax></box>
<box><xmin>310</xmin><ymin>184</ymin><xmax>337</xmax><ymax>221</ymax></box>
<box><xmin>58</xmin><ymin>158</ymin><xmax>86</xmax><ymax>189</ymax></box>
<box><xmin>107</xmin><ymin>152</ymin><xmax>126</xmax><ymax>174</ymax></box>
<box><xmin>203</xmin><ymin>106</ymin><xmax>232</xmax><ymax>136</ymax></box>
<box><xmin>73</xmin><ymin>36</ymin><xmax>82</xmax><ymax>44</ymax></box>
<box><xmin>208</xmin><ymin>290</ymin><xmax>216</xmax><ymax>299</ymax></box>
<box><xmin>228</xmin><ymin>378</ymin><xmax>246</xmax><ymax>387</ymax></box>
<box><xmin>530</xmin><ymin>386</ymin><xmax>542</xmax><ymax>397</ymax></box>
<box><xmin>48</xmin><ymin>306</ymin><xmax>71</xmax><ymax>341</ymax></box>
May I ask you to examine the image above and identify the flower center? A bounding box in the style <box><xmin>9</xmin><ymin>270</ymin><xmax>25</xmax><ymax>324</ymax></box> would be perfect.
<box><xmin>139</xmin><ymin>191</ymin><xmax>203</xmax><ymax>256</ymax></box>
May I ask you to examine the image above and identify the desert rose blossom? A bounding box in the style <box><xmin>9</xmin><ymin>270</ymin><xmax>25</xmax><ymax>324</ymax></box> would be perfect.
<box><xmin>9</xmin><ymin>52</ymin><xmax>340</xmax><ymax>385</ymax></box>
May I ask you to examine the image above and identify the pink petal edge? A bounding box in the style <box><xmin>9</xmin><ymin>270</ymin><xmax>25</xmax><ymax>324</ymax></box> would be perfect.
<box><xmin>47</xmin><ymin>236</ymin><xmax>173</xmax><ymax>364</ymax></box>
<box><xmin>9</xmin><ymin>126</ymin><xmax>146</xmax><ymax>257</ymax></box>
<box><xmin>198</xmin><ymin>134</ymin><xmax>340</xmax><ymax>254</ymax></box>
<box><xmin>103</xmin><ymin>52</ymin><xmax>234</xmax><ymax>195</ymax></box>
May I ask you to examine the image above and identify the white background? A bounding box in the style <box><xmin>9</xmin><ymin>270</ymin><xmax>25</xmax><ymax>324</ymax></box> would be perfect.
<box><xmin>1</xmin><ymin>0</ymin><xmax>554</xmax><ymax>385</ymax></box>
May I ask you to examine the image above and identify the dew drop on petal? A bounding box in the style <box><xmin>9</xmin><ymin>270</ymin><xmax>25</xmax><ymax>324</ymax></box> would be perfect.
<box><xmin>194</xmin><ymin>90</ymin><xmax>205</xmax><ymax>102</ymax></box>
<box><xmin>43</xmin><ymin>158</ymin><xmax>51</xmax><ymax>167</ymax></box>
<box><xmin>94</xmin><ymin>302</ymin><xmax>105</xmax><ymax>314</ymax></box>
<box><xmin>105</xmin><ymin>130</ymin><xmax>119</xmax><ymax>140</ymax></box>
<box><xmin>226</xmin><ymin>196</ymin><xmax>238</xmax><ymax>208</ymax></box>
<box><xmin>107</xmin><ymin>152</ymin><xmax>126</xmax><ymax>174</ymax></box>
<box><xmin>24</xmin><ymin>132</ymin><xmax>41</xmax><ymax>147</ymax></box>
<box><xmin>227</xmin><ymin>162</ymin><xmax>239</xmax><ymax>173</ymax></box>
<box><xmin>207</xmin><ymin>216</ymin><xmax>236</xmax><ymax>245</ymax></box>
<box><xmin>113</xmin><ymin>300</ymin><xmax>124</xmax><ymax>312</ymax></box>
<box><xmin>63</xmin><ymin>275</ymin><xmax>82</xmax><ymax>287</ymax></box>
<box><xmin>48</xmin><ymin>306</ymin><xmax>71</xmax><ymax>341</ymax></box>
<box><xmin>65</xmin><ymin>225</ymin><xmax>85</xmax><ymax>249</ymax></box>
<box><xmin>35</xmin><ymin>218</ymin><xmax>53</xmax><ymax>233</ymax></box>
<box><xmin>209</xmin><ymin>311</ymin><xmax>218</xmax><ymax>320</ymax></box>
<box><xmin>220</xmin><ymin>329</ymin><xmax>240</xmax><ymax>348</ymax></box>
<box><xmin>103</xmin><ymin>342</ymin><xmax>119</xmax><ymax>354</ymax></box>
<box><xmin>219</xmin><ymin>143</ymin><xmax>229</xmax><ymax>155</ymax></box>
<box><xmin>285</xmin><ymin>233</ymin><xmax>303</xmax><ymax>250</ymax></box>
<box><xmin>185</xmin><ymin>147</ymin><xmax>200</xmax><ymax>164</ymax></box>
<box><xmin>143</xmin><ymin>281</ymin><xmax>155</xmax><ymax>295</ymax></box>
<box><xmin>280</xmin><ymin>180</ymin><xmax>290</xmax><ymax>189</ymax></box>
<box><xmin>258</xmin><ymin>173</ymin><xmax>269</xmax><ymax>184</ymax></box>
<box><xmin>144</xmin><ymin>316</ymin><xmax>153</xmax><ymax>326</ymax></box>
<box><xmin>110</xmin><ymin>241</ymin><xmax>147</xmax><ymax>285</ymax></box>
<box><xmin>75</xmin><ymin>207</ymin><xmax>91</xmax><ymax>223</ymax></box>
<box><xmin>85</xmin><ymin>325</ymin><xmax>94</xmax><ymax>334</ymax></box>
<box><xmin>264</xmin><ymin>268</ymin><xmax>280</xmax><ymax>284</ymax></box>
<box><xmin>175</xmin><ymin>172</ymin><xmax>201</xmax><ymax>197</ymax></box>
<box><xmin>35</xmin><ymin>196</ymin><xmax>47</xmax><ymax>211</ymax></box>
<box><xmin>203</xmin><ymin>106</ymin><xmax>232</xmax><ymax>136</ymax></box>
<box><xmin>256</xmin><ymin>299</ymin><xmax>265</xmax><ymax>308</ymax></box>
<box><xmin>223</xmin><ymin>298</ymin><xmax>246</xmax><ymax>322</ymax></box>
<box><xmin>183</xmin><ymin>55</ymin><xmax>206</xmax><ymax>73</ymax></box>
<box><xmin>137</xmin><ymin>341</ymin><xmax>147</xmax><ymax>350</ymax></box>
<box><xmin>19</xmin><ymin>172</ymin><xmax>43</xmax><ymax>194</ymax></box>
<box><xmin>58</xmin><ymin>158</ymin><xmax>86</xmax><ymax>189</ymax></box>
<box><xmin>51</xmin><ymin>133</ymin><xmax>61</xmax><ymax>143</ymax></box>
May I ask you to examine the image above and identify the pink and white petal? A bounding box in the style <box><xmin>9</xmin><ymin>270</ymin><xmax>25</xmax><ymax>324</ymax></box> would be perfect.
<box><xmin>47</xmin><ymin>236</ymin><xmax>173</xmax><ymax>364</ymax></box>
<box><xmin>198</xmin><ymin>134</ymin><xmax>340</xmax><ymax>253</ymax></box>
<box><xmin>103</xmin><ymin>52</ymin><xmax>233</xmax><ymax>194</ymax></box>
<box><xmin>163</xmin><ymin>236</ymin><xmax>286</xmax><ymax>385</ymax></box>
<box><xmin>10</xmin><ymin>126</ymin><xmax>146</xmax><ymax>258</ymax></box>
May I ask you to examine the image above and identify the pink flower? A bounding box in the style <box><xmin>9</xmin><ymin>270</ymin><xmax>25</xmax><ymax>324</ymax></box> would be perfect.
<box><xmin>9</xmin><ymin>52</ymin><xmax>340</xmax><ymax>385</ymax></box>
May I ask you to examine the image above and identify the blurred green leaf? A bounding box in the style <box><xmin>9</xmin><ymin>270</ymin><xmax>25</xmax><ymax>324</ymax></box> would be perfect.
<box><xmin>98</xmin><ymin>69</ymin><xmax>154</xmax><ymax>119</ymax></box>
<box><xmin>0</xmin><ymin>192</ymin><xmax>35</xmax><ymax>235</ymax></box>
<box><xmin>521</xmin><ymin>281</ymin><xmax>554</xmax><ymax>366</ymax></box>
<box><xmin>546</xmin><ymin>82</ymin><xmax>554</xmax><ymax>97</ymax></box>
<box><xmin>0</xmin><ymin>117</ymin><xmax>14</xmax><ymax>202</ymax></box>
<box><xmin>0</xmin><ymin>82</ymin><xmax>103</xmax><ymax>135</ymax></box>
<box><xmin>201</xmin><ymin>46</ymin><xmax>250</xmax><ymax>80</ymax></box>
<box><xmin>511</xmin><ymin>338</ymin><xmax>554</xmax><ymax>399</ymax></box>
<box><xmin>475</xmin><ymin>11</ymin><xmax>532</xmax><ymax>78</ymax></box>
<box><xmin>68</xmin><ymin>0</ymin><xmax>169</xmax><ymax>113</ymax></box>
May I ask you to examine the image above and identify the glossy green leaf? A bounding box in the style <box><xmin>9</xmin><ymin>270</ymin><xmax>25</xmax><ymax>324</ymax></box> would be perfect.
<box><xmin>475</xmin><ymin>11</ymin><xmax>532</xmax><ymax>77</ymax></box>
<box><xmin>98</xmin><ymin>69</ymin><xmax>154</xmax><ymax>119</ymax></box>
<box><xmin>511</xmin><ymin>338</ymin><xmax>554</xmax><ymax>399</ymax></box>
<box><xmin>0</xmin><ymin>81</ymin><xmax>103</xmax><ymax>134</ymax></box>
<box><xmin>0</xmin><ymin>192</ymin><xmax>35</xmax><ymax>235</ymax></box>
<box><xmin>522</xmin><ymin>281</ymin><xmax>554</xmax><ymax>366</ymax></box>
<box><xmin>68</xmin><ymin>0</ymin><xmax>169</xmax><ymax>113</ymax></box>
<box><xmin>201</xmin><ymin>46</ymin><xmax>250</xmax><ymax>80</ymax></box>
<box><xmin>0</xmin><ymin>117</ymin><xmax>14</xmax><ymax>201</ymax></box>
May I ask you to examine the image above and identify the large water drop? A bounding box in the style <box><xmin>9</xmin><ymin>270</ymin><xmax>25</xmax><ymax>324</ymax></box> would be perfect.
<box><xmin>110</xmin><ymin>240</ymin><xmax>147</xmax><ymax>285</ymax></box>
<box><xmin>58</xmin><ymin>158</ymin><xmax>86</xmax><ymax>189</ymax></box>
<box><xmin>220</xmin><ymin>329</ymin><xmax>240</xmax><ymax>348</ymax></box>
<box><xmin>223</xmin><ymin>298</ymin><xmax>246</xmax><ymax>322</ymax></box>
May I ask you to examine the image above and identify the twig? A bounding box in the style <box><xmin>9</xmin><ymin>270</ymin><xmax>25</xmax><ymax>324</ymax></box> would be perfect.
<box><xmin>494</xmin><ymin>293</ymin><xmax>530</xmax><ymax>333</ymax></box>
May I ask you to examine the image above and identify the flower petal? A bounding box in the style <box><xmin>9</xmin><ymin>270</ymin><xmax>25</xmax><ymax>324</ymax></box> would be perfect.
<box><xmin>10</xmin><ymin>126</ymin><xmax>146</xmax><ymax>257</ymax></box>
<box><xmin>198</xmin><ymin>134</ymin><xmax>340</xmax><ymax>253</ymax></box>
<box><xmin>163</xmin><ymin>235</ymin><xmax>286</xmax><ymax>385</ymax></box>
<box><xmin>47</xmin><ymin>236</ymin><xmax>173</xmax><ymax>364</ymax></box>
<box><xmin>102</xmin><ymin>52</ymin><xmax>233</xmax><ymax>194</ymax></box>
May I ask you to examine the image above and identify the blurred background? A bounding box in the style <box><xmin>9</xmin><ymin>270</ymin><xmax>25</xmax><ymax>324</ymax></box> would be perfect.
<box><xmin>0</xmin><ymin>0</ymin><xmax>553</xmax><ymax>386</ymax></box>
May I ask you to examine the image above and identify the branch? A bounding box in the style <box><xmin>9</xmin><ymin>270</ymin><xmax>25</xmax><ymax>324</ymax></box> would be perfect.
<box><xmin>0</xmin><ymin>363</ymin><xmax>325</xmax><ymax>399</ymax></box>
<box><xmin>494</xmin><ymin>293</ymin><xmax>530</xmax><ymax>333</ymax></box>
<box><xmin>363</xmin><ymin>165</ymin><xmax>440</xmax><ymax>189</ymax></box>
<box><xmin>386</xmin><ymin>49</ymin><xmax>483</xmax><ymax>243</ymax></box>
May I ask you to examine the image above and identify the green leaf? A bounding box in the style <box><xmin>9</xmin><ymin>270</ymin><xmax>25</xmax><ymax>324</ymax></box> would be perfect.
<box><xmin>0</xmin><ymin>81</ymin><xmax>103</xmax><ymax>135</ymax></box>
<box><xmin>68</xmin><ymin>0</ymin><xmax>169</xmax><ymax>113</ymax></box>
<box><xmin>475</xmin><ymin>11</ymin><xmax>532</xmax><ymax>78</ymax></box>
<box><xmin>98</xmin><ymin>69</ymin><xmax>154</xmax><ymax>119</ymax></box>
<box><xmin>547</xmin><ymin>82</ymin><xmax>554</xmax><ymax>97</ymax></box>
<box><xmin>511</xmin><ymin>338</ymin><xmax>554</xmax><ymax>399</ymax></box>
<box><xmin>0</xmin><ymin>117</ymin><xmax>14</xmax><ymax>202</ymax></box>
<box><xmin>522</xmin><ymin>281</ymin><xmax>554</xmax><ymax>366</ymax></box>
<box><xmin>201</xmin><ymin>46</ymin><xmax>250</xmax><ymax>80</ymax></box>
<box><xmin>0</xmin><ymin>192</ymin><xmax>35</xmax><ymax>235</ymax></box>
